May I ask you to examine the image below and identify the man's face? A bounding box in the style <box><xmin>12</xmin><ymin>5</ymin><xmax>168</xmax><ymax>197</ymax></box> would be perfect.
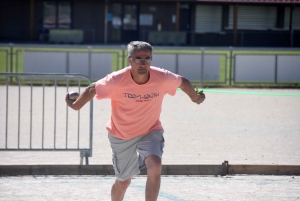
<box><xmin>128</xmin><ymin>51</ymin><xmax>152</xmax><ymax>75</ymax></box>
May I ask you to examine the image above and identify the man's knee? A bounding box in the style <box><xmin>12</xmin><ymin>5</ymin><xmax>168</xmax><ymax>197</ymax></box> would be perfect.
<box><xmin>145</xmin><ymin>155</ymin><xmax>162</xmax><ymax>174</ymax></box>
<box><xmin>115</xmin><ymin>178</ymin><xmax>131</xmax><ymax>190</ymax></box>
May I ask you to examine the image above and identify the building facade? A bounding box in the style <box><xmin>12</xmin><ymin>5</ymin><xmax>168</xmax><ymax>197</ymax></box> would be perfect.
<box><xmin>0</xmin><ymin>0</ymin><xmax>299</xmax><ymax>47</ymax></box>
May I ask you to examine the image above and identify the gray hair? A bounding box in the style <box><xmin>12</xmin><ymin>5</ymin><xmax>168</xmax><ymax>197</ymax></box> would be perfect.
<box><xmin>127</xmin><ymin>41</ymin><xmax>153</xmax><ymax>57</ymax></box>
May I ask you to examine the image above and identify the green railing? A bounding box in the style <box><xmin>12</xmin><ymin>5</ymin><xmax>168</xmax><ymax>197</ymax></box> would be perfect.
<box><xmin>0</xmin><ymin>44</ymin><xmax>299</xmax><ymax>87</ymax></box>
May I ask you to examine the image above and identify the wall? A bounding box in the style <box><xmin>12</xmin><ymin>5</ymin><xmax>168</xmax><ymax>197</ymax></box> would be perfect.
<box><xmin>0</xmin><ymin>0</ymin><xmax>31</xmax><ymax>42</ymax></box>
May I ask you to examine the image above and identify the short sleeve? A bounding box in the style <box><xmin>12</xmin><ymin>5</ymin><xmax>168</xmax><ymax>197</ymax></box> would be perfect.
<box><xmin>95</xmin><ymin>74</ymin><xmax>115</xmax><ymax>100</ymax></box>
<box><xmin>164</xmin><ymin>70</ymin><xmax>182</xmax><ymax>96</ymax></box>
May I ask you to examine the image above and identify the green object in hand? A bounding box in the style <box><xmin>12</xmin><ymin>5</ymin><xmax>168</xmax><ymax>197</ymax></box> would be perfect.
<box><xmin>195</xmin><ymin>86</ymin><xmax>204</xmax><ymax>95</ymax></box>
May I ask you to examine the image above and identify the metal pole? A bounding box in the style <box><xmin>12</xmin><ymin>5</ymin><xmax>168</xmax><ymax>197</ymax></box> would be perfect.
<box><xmin>200</xmin><ymin>48</ymin><xmax>204</xmax><ymax>88</ymax></box>
<box><xmin>66</xmin><ymin>52</ymin><xmax>70</xmax><ymax>73</ymax></box>
<box><xmin>175</xmin><ymin>54</ymin><xmax>179</xmax><ymax>74</ymax></box>
<box><xmin>9</xmin><ymin>44</ymin><xmax>13</xmax><ymax>73</ymax></box>
<box><xmin>275</xmin><ymin>55</ymin><xmax>278</xmax><ymax>84</ymax></box>
<box><xmin>66</xmin><ymin>77</ymin><xmax>69</xmax><ymax>149</ymax></box>
<box><xmin>54</xmin><ymin>79</ymin><xmax>57</xmax><ymax>149</ymax></box>
<box><xmin>88</xmin><ymin>46</ymin><xmax>92</xmax><ymax>78</ymax></box>
<box><xmin>89</xmin><ymin>98</ymin><xmax>93</xmax><ymax>158</ymax></box>
<box><xmin>5</xmin><ymin>74</ymin><xmax>9</xmax><ymax>148</ymax></box>
<box><xmin>30</xmin><ymin>76</ymin><xmax>33</xmax><ymax>149</ymax></box>
<box><xmin>229</xmin><ymin>46</ymin><xmax>233</xmax><ymax>86</ymax></box>
<box><xmin>42</xmin><ymin>78</ymin><xmax>45</xmax><ymax>149</ymax></box>
<box><xmin>9</xmin><ymin>43</ymin><xmax>13</xmax><ymax>83</ymax></box>
<box><xmin>122</xmin><ymin>46</ymin><xmax>125</xmax><ymax>69</ymax></box>
<box><xmin>17</xmin><ymin>50</ymin><xmax>20</xmax><ymax>72</ymax></box>
<box><xmin>77</xmin><ymin>79</ymin><xmax>81</xmax><ymax>149</ymax></box>
<box><xmin>117</xmin><ymin>52</ymin><xmax>120</xmax><ymax>70</ymax></box>
<box><xmin>18</xmin><ymin>76</ymin><xmax>21</xmax><ymax>149</ymax></box>
<box><xmin>85</xmin><ymin>153</ymin><xmax>89</xmax><ymax>165</ymax></box>
<box><xmin>5</xmin><ymin>50</ymin><xmax>8</xmax><ymax>72</ymax></box>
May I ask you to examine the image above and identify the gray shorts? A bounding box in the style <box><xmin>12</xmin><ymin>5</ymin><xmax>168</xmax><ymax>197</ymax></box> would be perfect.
<box><xmin>108</xmin><ymin>130</ymin><xmax>164</xmax><ymax>181</ymax></box>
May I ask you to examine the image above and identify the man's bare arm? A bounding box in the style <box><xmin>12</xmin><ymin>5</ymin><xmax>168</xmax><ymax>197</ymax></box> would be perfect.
<box><xmin>179</xmin><ymin>76</ymin><xmax>205</xmax><ymax>104</ymax></box>
<box><xmin>65</xmin><ymin>83</ymin><xmax>96</xmax><ymax>110</ymax></box>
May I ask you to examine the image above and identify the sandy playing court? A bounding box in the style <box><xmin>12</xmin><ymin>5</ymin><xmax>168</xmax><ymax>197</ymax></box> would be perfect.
<box><xmin>1</xmin><ymin>87</ymin><xmax>300</xmax><ymax>201</ymax></box>
<box><xmin>1</xmin><ymin>87</ymin><xmax>299</xmax><ymax>166</ymax></box>
<box><xmin>0</xmin><ymin>175</ymin><xmax>299</xmax><ymax>201</ymax></box>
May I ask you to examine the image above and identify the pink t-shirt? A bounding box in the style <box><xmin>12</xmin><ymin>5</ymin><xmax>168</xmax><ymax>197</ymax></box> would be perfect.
<box><xmin>95</xmin><ymin>66</ymin><xmax>182</xmax><ymax>140</ymax></box>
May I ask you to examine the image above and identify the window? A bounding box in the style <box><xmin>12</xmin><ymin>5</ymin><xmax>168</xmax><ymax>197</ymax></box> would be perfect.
<box><xmin>227</xmin><ymin>5</ymin><xmax>277</xmax><ymax>30</ymax></box>
<box><xmin>293</xmin><ymin>7</ymin><xmax>300</xmax><ymax>30</ymax></box>
<box><xmin>58</xmin><ymin>2</ymin><xmax>71</xmax><ymax>28</ymax></box>
<box><xmin>43</xmin><ymin>2</ymin><xmax>56</xmax><ymax>29</ymax></box>
<box><xmin>123</xmin><ymin>5</ymin><xmax>137</xmax><ymax>30</ymax></box>
<box><xmin>111</xmin><ymin>4</ymin><xmax>122</xmax><ymax>41</ymax></box>
<box><xmin>285</xmin><ymin>7</ymin><xmax>300</xmax><ymax>30</ymax></box>
<box><xmin>43</xmin><ymin>1</ymin><xmax>71</xmax><ymax>29</ymax></box>
<box><xmin>195</xmin><ymin>5</ymin><xmax>222</xmax><ymax>33</ymax></box>
<box><xmin>112</xmin><ymin>4</ymin><xmax>122</xmax><ymax>28</ymax></box>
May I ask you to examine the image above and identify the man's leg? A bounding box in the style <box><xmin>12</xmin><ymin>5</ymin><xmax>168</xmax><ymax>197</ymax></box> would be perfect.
<box><xmin>108</xmin><ymin>133</ymin><xmax>142</xmax><ymax>201</ymax></box>
<box><xmin>111</xmin><ymin>178</ymin><xmax>131</xmax><ymax>201</ymax></box>
<box><xmin>145</xmin><ymin>155</ymin><xmax>162</xmax><ymax>201</ymax></box>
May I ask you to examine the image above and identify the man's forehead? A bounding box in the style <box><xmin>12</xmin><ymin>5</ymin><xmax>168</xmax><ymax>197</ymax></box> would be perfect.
<box><xmin>132</xmin><ymin>50</ymin><xmax>151</xmax><ymax>57</ymax></box>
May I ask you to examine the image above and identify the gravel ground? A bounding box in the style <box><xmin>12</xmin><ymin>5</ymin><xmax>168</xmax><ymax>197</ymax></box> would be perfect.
<box><xmin>1</xmin><ymin>87</ymin><xmax>300</xmax><ymax>201</ymax></box>
<box><xmin>0</xmin><ymin>175</ymin><xmax>299</xmax><ymax>201</ymax></box>
<box><xmin>1</xmin><ymin>87</ymin><xmax>299</xmax><ymax>165</ymax></box>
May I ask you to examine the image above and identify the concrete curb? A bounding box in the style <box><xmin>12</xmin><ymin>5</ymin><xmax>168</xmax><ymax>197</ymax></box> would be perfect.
<box><xmin>1</xmin><ymin>162</ymin><xmax>299</xmax><ymax>176</ymax></box>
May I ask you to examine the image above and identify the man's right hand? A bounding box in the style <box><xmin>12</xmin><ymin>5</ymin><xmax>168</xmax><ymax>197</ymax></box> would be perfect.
<box><xmin>65</xmin><ymin>83</ymin><xmax>96</xmax><ymax>110</ymax></box>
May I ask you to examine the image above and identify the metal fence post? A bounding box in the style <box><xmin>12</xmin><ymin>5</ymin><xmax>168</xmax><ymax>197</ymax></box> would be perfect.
<box><xmin>9</xmin><ymin>43</ymin><xmax>13</xmax><ymax>83</ymax></box>
<box><xmin>66</xmin><ymin>51</ymin><xmax>70</xmax><ymax>73</ymax></box>
<box><xmin>122</xmin><ymin>45</ymin><xmax>125</xmax><ymax>69</ymax></box>
<box><xmin>200</xmin><ymin>47</ymin><xmax>204</xmax><ymax>88</ymax></box>
<box><xmin>88</xmin><ymin>46</ymin><xmax>92</xmax><ymax>78</ymax></box>
<box><xmin>275</xmin><ymin>54</ymin><xmax>278</xmax><ymax>84</ymax></box>
<box><xmin>9</xmin><ymin>43</ymin><xmax>13</xmax><ymax>73</ymax></box>
<box><xmin>229</xmin><ymin>46</ymin><xmax>233</xmax><ymax>86</ymax></box>
<box><xmin>175</xmin><ymin>53</ymin><xmax>179</xmax><ymax>74</ymax></box>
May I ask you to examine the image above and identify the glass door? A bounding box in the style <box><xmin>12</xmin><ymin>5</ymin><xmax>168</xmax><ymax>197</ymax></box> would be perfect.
<box><xmin>111</xmin><ymin>4</ymin><xmax>122</xmax><ymax>42</ymax></box>
<box><xmin>122</xmin><ymin>4</ymin><xmax>139</xmax><ymax>43</ymax></box>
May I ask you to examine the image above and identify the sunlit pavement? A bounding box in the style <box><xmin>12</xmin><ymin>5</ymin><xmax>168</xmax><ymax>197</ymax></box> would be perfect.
<box><xmin>0</xmin><ymin>175</ymin><xmax>299</xmax><ymax>201</ymax></box>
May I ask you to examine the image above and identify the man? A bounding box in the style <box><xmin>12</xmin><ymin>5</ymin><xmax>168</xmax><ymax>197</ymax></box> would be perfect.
<box><xmin>65</xmin><ymin>41</ymin><xmax>205</xmax><ymax>201</ymax></box>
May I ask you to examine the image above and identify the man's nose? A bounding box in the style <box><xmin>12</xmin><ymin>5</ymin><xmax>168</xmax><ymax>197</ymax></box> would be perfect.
<box><xmin>140</xmin><ymin>59</ymin><xmax>147</xmax><ymax>64</ymax></box>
